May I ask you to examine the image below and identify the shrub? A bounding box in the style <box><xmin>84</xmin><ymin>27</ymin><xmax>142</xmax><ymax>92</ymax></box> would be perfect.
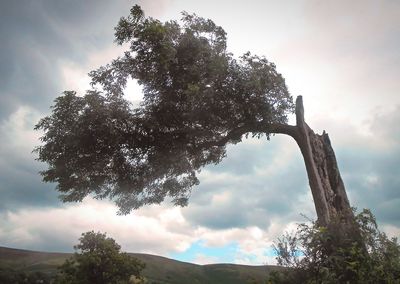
<box><xmin>56</xmin><ymin>231</ymin><xmax>145</xmax><ymax>284</ymax></box>
<box><xmin>269</xmin><ymin>209</ymin><xmax>400</xmax><ymax>283</ymax></box>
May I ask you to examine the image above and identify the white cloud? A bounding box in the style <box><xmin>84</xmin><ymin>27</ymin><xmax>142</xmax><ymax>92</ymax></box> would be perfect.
<box><xmin>137</xmin><ymin>0</ymin><xmax>173</xmax><ymax>17</ymax></box>
<box><xmin>59</xmin><ymin>44</ymin><xmax>125</xmax><ymax>95</ymax></box>
<box><xmin>60</xmin><ymin>43</ymin><xmax>144</xmax><ymax>106</ymax></box>
<box><xmin>60</xmin><ymin>62</ymin><xmax>92</xmax><ymax>95</ymax></box>
<box><xmin>381</xmin><ymin>224</ymin><xmax>400</xmax><ymax>240</ymax></box>
<box><xmin>0</xmin><ymin>196</ymin><xmax>312</xmax><ymax>265</ymax></box>
<box><xmin>0</xmin><ymin>198</ymin><xmax>195</xmax><ymax>255</ymax></box>
<box><xmin>0</xmin><ymin>105</ymin><xmax>42</xmax><ymax>156</ymax></box>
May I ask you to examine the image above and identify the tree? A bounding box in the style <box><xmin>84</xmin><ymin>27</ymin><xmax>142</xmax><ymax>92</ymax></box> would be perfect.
<box><xmin>269</xmin><ymin>209</ymin><xmax>400</xmax><ymax>283</ymax></box>
<box><xmin>35</xmin><ymin>6</ymin><xmax>355</xmax><ymax>238</ymax></box>
<box><xmin>56</xmin><ymin>231</ymin><xmax>145</xmax><ymax>284</ymax></box>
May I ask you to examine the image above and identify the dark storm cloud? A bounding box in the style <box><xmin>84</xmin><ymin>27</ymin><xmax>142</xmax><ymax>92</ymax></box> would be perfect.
<box><xmin>0</xmin><ymin>0</ymin><xmax>133</xmax><ymax>211</ymax></box>
<box><xmin>337</xmin><ymin>107</ymin><xmax>400</xmax><ymax>227</ymax></box>
<box><xmin>0</xmin><ymin>0</ymin><xmax>132</xmax><ymax>120</ymax></box>
<box><xmin>0</xmin><ymin>158</ymin><xmax>58</xmax><ymax>212</ymax></box>
<box><xmin>183</xmin><ymin>106</ymin><xmax>400</xmax><ymax>231</ymax></box>
<box><xmin>182</xmin><ymin>137</ymin><xmax>312</xmax><ymax>230</ymax></box>
<box><xmin>0</xmin><ymin>106</ymin><xmax>59</xmax><ymax>211</ymax></box>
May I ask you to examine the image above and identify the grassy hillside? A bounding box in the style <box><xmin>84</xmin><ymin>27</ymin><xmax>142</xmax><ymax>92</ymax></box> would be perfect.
<box><xmin>0</xmin><ymin>246</ymin><xmax>278</xmax><ymax>283</ymax></box>
<box><xmin>0</xmin><ymin>246</ymin><xmax>69</xmax><ymax>276</ymax></box>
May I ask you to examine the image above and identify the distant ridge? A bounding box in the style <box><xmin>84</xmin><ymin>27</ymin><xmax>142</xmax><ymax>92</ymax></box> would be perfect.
<box><xmin>0</xmin><ymin>246</ymin><xmax>278</xmax><ymax>283</ymax></box>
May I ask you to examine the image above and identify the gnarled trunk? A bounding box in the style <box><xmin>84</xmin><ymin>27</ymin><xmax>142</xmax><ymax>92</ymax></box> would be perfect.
<box><xmin>220</xmin><ymin>95</ymin><xmax>361</xmax><ymax>240</ymax></box>
<box><xmin>293</xmin><ymin>96</ymin><xmax>354</xmax><ymax>228</ymax></box>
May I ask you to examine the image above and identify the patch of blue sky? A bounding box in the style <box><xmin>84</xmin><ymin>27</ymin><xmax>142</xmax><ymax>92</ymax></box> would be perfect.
<box><xmin>170</xmin><ymin>241</ymin><xmax>280</xmax><ymax>264</ymax></box>
<box><xmin>169</xmin><ymin>240</ymin><xmax>239</xmax><ymax>264</ymax></box>
<box><xmin>265</xmin><ymin>247</ymin><xmax>277</xmax><ymax>257</ymax></box>
<box><xmin>234</xmin><ymin>246</ymin><xmax>279</xmax><ymax>265</ymax></box>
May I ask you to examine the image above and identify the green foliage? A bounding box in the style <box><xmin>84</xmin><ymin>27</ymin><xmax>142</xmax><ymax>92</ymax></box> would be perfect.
<box><xmin>56</xmin><ymin>231</ymin><xmax>145</xmax><ymax>284</ymax></box>
<box><xmin>269</xmin><ymin>209</ymin><xmax>400</xmax><ymax>283</ymax></box>
<box><xmin>0</xmin><ymin>264</ymin><xmax>51</xmax><ymax>284</ymax></box>
<box><xmin>35</xmin><ymin>5</ymin><xmax>294</xmax><ymax>214</ymax></box>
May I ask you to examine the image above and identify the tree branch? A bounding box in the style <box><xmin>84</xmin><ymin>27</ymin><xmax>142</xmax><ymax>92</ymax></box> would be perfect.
<box><xmin>197</xmin><ymin>121</ymin><xmax>299</xmax><ymax>149</ymax></box>
<box><xmin>259</xmin><ymin>122</ymin><xmax>299</xmax><ymax>139</ymax></box>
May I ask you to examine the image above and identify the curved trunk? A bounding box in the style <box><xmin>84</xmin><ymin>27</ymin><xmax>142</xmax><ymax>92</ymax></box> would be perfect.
<box><xmin>216</xmin><ymin>96</ymin><xmax>358</xmax><ymax>233</ymax></box>
<box><xmin>293</xmin><ymin>96</ymin><xmax>354</xmax><ymax>228</ymax></box>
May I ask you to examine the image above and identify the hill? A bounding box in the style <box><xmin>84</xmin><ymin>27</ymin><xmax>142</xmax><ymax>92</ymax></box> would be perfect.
<box><xmin>0</xmin><ymin>246</ymin><xmax>279</xmax><ymax>283</ymax></box>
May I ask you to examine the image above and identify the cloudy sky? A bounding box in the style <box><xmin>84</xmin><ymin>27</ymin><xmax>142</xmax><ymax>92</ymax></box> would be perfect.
<box><xmin>1</xmin><ymin>0</ymin><xmax>399</xmax><ymax>265</ymax></box>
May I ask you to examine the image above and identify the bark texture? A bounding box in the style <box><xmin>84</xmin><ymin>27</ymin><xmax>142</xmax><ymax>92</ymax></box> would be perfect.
<box><xmin>291</xmin><ymin>96</ymin><xmax>355</xmax><ymax>228</ymax></box>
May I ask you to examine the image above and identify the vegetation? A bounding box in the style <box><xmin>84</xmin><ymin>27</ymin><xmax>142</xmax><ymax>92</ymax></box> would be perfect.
<box><xmin>0</xmin><ymin>246</ymin><xmax>275</xmax><ymax>284</ymax></box>
<box><xmin>269</xmin><ymin>209</ymin><xmax>400</xmax><ymax>283</ymax></box>
<box><xmin>0</xmin><ymin>264</ymin><xmax>51</xmax><ymax>284</ymax></box>
<box><xmin>55</xmin><ymin>231</ymin><xmax>145</xmax><ymax>284</ymax></box>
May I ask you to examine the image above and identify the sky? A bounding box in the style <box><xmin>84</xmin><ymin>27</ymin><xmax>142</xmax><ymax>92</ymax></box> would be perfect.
<box><xmin>0</xmin><ymin>0</ymin><xmax>399</xmax><ymax>265</ymax></box>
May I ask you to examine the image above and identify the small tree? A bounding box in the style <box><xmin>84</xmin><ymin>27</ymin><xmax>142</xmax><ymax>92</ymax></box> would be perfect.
<box><xmin>269</xmin><ymin>209</ymin><xmax>400</xmax><ymax>283</ymax></box>
<box><xmin>56</xmin><ymin>231</ymin><xmax>145</xmax><ymax>284</ymax></box>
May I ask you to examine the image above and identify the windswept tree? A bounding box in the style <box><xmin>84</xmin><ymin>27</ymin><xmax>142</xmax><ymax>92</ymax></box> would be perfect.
<box><xmin>36</xmin><ymin>6</ymin><xmax>357</xmax><ymax>242</ymax></box>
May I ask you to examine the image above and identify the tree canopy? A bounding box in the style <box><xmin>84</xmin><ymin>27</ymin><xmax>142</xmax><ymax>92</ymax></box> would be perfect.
<box><xmin>56</xmin><ymin>231</ymin><xmax>144</xmax><ymax>284</ymax></box>
<box><xmin>35</xmin><ymin>5</ymin><xmax>294</xmax><ymax>214</ymax></box>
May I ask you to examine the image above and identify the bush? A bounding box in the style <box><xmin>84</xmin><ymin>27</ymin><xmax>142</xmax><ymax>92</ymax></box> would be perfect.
<box><xmin>269</xmin><ymin>209</ymin><xmax>400</xmax><ymax>283</ymax></box>
<box><xmin>0</xmin><ymin>262</ymin><xmax>51</xmax><ymax>284</ymax></box>
<box><xmin>56</xmin><ymin>231</ymin><xmax>145</xmax><ymax>284</ymax></box>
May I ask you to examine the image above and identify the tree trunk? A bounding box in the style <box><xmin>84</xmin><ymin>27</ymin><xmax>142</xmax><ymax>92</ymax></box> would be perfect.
<box><xmin>293</xmin><ymin>96</ymin><xmax>356</xmax><ymax>230</ymax></box>
<box><xmin>221</xmin><ymin>95</ymin><xmax>361</xmax><ymax>240</ymax></box>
